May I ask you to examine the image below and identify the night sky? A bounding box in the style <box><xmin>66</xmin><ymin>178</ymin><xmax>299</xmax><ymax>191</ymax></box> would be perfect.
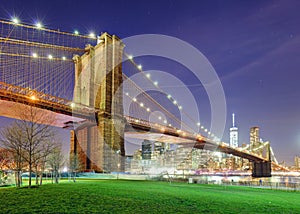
<box><xmin>1</xmin><ymin>0</ymin><xmax>300</xmax><ymax>164</ymax></box>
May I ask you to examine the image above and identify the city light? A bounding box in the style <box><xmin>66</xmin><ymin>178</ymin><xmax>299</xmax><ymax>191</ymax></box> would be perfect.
<box><xmin>154</xmin><ymin>81</ymin><xmax>158</xmax><ymax>86</ymax></box>
<box><xmin>30</xmin><ymin>95</ymin><xmax>37</xmax><ymax>100</ymax></box>
<box><xmin>35</xmin><ymin>22</ymin><xmax>43</xmax><ymax>29</ymax></box>
<box><xmin>133</xmin><ymin>98</ymin><xmax>137</xmax><ymax>102</ymax></box>
<box><xmin>74</xmin><ymin>30</ymin><xmax>79</xmax><ymax>35</ymax></box>
<box><xmin>197</xmin><ymin>122</ymin><xmax>201</xmax><ymax>126</ymax></box>
<box><xmin>12</xmin><ymin>17</ymin><xmax>19</xmax><ymax>24</ymax></box>
<box><xmin>167</xmin><ymin>94</ymin><xmax>172</xmax><ymax>99</ymax></box>
<box><xmin>62</xmin><ymin>56</ymin><xmax>66</xmax><ymax>61</ymax></box>
<box><xmin>146</xmin><ymin>108</ymin><xmax>150</xmax><ymax>112</ymax></box>
<box><xmin>137</xmin><ymin>64</ymin><xmax>142</xmax><ymax>70</ymax></box>
<box><xmin>89</xmin><ymin>32</ymin><xmax>96</xmax><ymax>38</ymax></box>
<box><xmin>48</xmin><ymin>55</ymin><xmax>53</xmax><ymax>60</ymax></box>
<box><xmin>173</xmin><ymin>100</ymin><xmax>177</xmax><ymax>104</ymax></box>
<box><xmin>140</xmin><ymin>103</ymin><xmax>144</xmax><ymax>107</ymax></box>
<box><xmin>70</xmin><ymin>103</ymin><xmax>75</xmax><ymax>108</ymax></box>
<box><xmin>127</xmin><ymin>55</ymin><xmax>133</xmax><ymax>60</ymax></box>
<box><xmin>32</xmin><ymin>53</ymin><xmax>38</xmax><ymax>58</ymax></box>
<box><xmin>146</xmin><ymin>73</ymin><xmax>151</xmax><ymax>78</ymax></box>
<box><xmin>178</xmin><ymin>106</ymin><xmax>182</xmax><ymax>110</ymax></box>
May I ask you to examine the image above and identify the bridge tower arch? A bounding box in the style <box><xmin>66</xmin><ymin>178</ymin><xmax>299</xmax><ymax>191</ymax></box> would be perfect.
<box><xmin>70</xmin><ymin>33</ymin><xmax>125</xmax><ymax>172</ymax></box>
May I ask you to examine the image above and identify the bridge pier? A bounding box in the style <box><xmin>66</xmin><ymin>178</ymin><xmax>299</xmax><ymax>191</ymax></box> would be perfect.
<box><xmin>252</xmin><ymin>161</ymin><xmax>271</xmax><ymax>177</ymax></box>
<box><xmin>70</xmin><ymin>33</ymin><xmax>125</xmax><ymax>173</ymax></box>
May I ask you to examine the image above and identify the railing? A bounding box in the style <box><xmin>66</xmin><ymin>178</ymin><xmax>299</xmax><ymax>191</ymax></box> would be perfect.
<box><xmin>0</xmin><ymin>81</ymin><xmax>70</xmax><ymax>105</ymax></box>
<box><xmin>201</xmin><ymin>179</ymin><xmax>300</xmax><ymax>191</ymax></box>
<box><xmin>124</xmin><ymin>115</ymin><xmax>209</xmax><ymax>141</ymax></box>
<box><xmin>0</xmin><ymin>81</ymin><xmax>96</xmax><ymax>116</ymax></box>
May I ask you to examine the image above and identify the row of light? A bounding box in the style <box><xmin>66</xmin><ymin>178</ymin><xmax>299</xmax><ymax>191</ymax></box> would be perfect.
<box><xmin>126</xmin><ymin>54</ymin><xmax>219</xmax><ymax>140</ymax></box>
<box><xmin>12</xmin><ymin>17</ymin><xmax>44</xmax><ymax>30</ymax></box>
<box><xmin>10</xmin><ymin>17</ymin><xmax>97</xmax><ymax>39</ymax></box>
<box><xmin>128</xmin><ymin>55</ymin><xmax>183</xmax><ymax>110</ymax></box>
<box><xmin>31</xmin><ymin>52</ymin><xmax>67</xmax><ymax>60</ymax></box>
<box><xmin>125</xmin><ymin>92</ymin><xmax>170</xmax><ymax>126</ymax></box>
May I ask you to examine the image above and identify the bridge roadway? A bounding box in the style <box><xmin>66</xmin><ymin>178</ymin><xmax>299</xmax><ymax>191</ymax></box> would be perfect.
<box><xmin>0</xmin><ymin>81</ymin><xmax>281</xmax><ymax>165</ymax></box>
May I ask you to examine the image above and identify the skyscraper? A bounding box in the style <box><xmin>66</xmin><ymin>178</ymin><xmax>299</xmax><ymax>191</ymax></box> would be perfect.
<box><xmin>142</xmin><ymin>140</ymin><xmax>152</xmax><ymax>160</ymax></box>
<box><xmin>229</xmin><ymin>113</ymin><xmax>239</xmax><ymax>148</ymax></box>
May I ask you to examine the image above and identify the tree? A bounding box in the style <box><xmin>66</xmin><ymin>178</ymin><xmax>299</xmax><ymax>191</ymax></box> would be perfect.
<box><xmin>0</xmin><ymin>124</ymin><xmax>26</xmax><ymax>187</ymax></box>
<box><xmin>69</xmin><ymin>153</ymin><xmax>81</xmax><ymax>182</ymax></box>
<box><xmin>34</xmin><ymin>139</ymin><xmax>60</xmax><ymax>185</ymax></box>
<box><xmin>47</xmin><ymin>145</ymin><xmax>65</xmax><ymax>184</ymax></box>
<box><xmin>0</xmin><ymin>105</ymin><xmax>56</xmax><ymax>188</ymax></box>
<box><xmin>19</xmin><ymin>106</ymin><xmax>57</xmax><ymax>188</ymax></box>
<box><xmin>0</xmin><ymin>148</ymin><xmax>15</xmax><ymax>170</ymax></box>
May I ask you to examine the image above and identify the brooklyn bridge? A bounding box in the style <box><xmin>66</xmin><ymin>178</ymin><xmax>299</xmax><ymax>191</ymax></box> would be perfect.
<box><xmin>0</xmin><ymin>19</ymin><xmax>286</xmax><ymax>177</ymax></box>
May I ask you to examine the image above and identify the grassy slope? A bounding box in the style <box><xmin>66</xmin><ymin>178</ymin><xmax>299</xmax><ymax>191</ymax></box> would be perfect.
<box><xmin>0</xmin><ymin>180</ymin><xmax>299</xmax><ymax>213</ymax></box>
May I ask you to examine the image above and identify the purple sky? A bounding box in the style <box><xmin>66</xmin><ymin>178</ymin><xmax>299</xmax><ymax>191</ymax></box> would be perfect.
<box><xmin>1</xmin><ymin>0</ymin><xmax>300</xmax><ymax>164</ymax></box>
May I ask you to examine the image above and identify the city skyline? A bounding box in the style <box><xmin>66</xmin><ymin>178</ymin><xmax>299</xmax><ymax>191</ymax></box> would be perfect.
<box><xmin>0</xmin><ymin>0</ymin><xmax>300</xmax><ymax>164</ymax></box>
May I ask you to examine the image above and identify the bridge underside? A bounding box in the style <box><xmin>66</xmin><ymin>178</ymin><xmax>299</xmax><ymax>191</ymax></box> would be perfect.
<box><xmin>125</xmin><ymin>132</ymin><xmax>196</xmax><ymax>144</ymax></box>
<box><xmin>0</xmin><ymin>98</ymin><xmax>275</xmax><ymax>176</ymax></box>
<box><xmin>0</xmin><ymin>99</ymin><xmax>85</xmax><ymax>127</ymax></box>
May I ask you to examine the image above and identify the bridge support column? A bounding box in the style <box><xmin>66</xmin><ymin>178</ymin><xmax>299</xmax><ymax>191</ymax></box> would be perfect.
<box><xmin>252</xmin><ymin>161</ymin><xmax>271</xmax><ymax>177</ymax></box>
<box><xmin>70</xmin><ymin>33</ymin><xmax>125</xmax><ymax>173</ymax></box>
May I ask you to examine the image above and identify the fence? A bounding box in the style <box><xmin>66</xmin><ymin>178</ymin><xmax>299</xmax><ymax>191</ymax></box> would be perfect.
<box><xmin>187</xmin><ymin>177</ymin><xmax>300</xmax><ymax>191</ymax></box>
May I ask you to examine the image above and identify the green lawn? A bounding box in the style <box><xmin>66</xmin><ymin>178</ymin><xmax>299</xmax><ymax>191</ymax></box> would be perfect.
<box><xmin>0</xmin><ymin>180</ymin><xmax>299</xmax><ymax>213</ymax></box>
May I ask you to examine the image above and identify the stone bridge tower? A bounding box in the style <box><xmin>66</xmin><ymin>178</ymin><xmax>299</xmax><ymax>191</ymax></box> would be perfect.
<box><xmin>70</xmin><ymin>33</ymin><xmax>125</xmax><ymax>172</ymax></box>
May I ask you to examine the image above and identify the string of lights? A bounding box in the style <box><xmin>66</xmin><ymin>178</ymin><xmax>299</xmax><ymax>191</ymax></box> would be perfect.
<box><xmin>0</xmin><ymin>19</ymin><xmax>98</xmax><ymax>40</ymax></box>
<box><xmin>0</xmin><ymin>37</ymin><xmax>85</xmax><ymax>52</ymax></box>
<box><xmin>124</xmin><ymin>53</ymin><xmax>220</xmax><ymax>141</ymax></box>
<box><xmin>0</xmin><ymin>19</ymin><xmax>86</xmax><ymax>99</ymax></box>
<box><xmin>123</xmin><ymin>74</ymin><xmax>182</xmax><ymax>129</ymax></box>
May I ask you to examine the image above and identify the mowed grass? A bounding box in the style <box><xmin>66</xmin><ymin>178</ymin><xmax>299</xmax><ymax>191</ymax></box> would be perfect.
<box><xmin>0</xmin><ymin>180</ymin><xmax>299</xmax><ymax>213</ymax></box>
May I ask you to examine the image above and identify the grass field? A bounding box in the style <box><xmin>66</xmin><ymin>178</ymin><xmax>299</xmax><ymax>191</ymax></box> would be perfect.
<box><xmin>0</xmin><ymin>180</ymin><xmax>299</xmax><ymax>213</ymax></box>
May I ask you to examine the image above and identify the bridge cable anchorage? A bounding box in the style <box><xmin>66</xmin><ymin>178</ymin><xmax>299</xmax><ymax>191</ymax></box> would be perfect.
<box><xmin>124</xmin><ymin>53</ymin><xmax>218</xmax><ymax>141</ymax></box>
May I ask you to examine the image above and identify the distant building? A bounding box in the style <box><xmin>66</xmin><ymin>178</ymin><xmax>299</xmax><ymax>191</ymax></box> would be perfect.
<box><xmin>295</xmin><ymin>156</ymin><xmax>300</xmax><ymax>169</ymax></box>
<box><xmin>141</xmin><ymin>140</ymin><xmax>152</xmax><ymax>160</ymax></box>
<box><xmin>229</xmin><ymin>113</ymin><xmax>238</xmax><ymax>148</ymax></box>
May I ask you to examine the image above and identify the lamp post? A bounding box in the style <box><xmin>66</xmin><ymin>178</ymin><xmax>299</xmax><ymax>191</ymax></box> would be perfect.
<box><xmin>116</xmin><ymin>150</ymin><xmax>120</xmax><ymax>179</ymax></box>
<box><xmin>117</xmin><ymin>163</ymin><xmax>120</xmax><ymax>179</ymax></box>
